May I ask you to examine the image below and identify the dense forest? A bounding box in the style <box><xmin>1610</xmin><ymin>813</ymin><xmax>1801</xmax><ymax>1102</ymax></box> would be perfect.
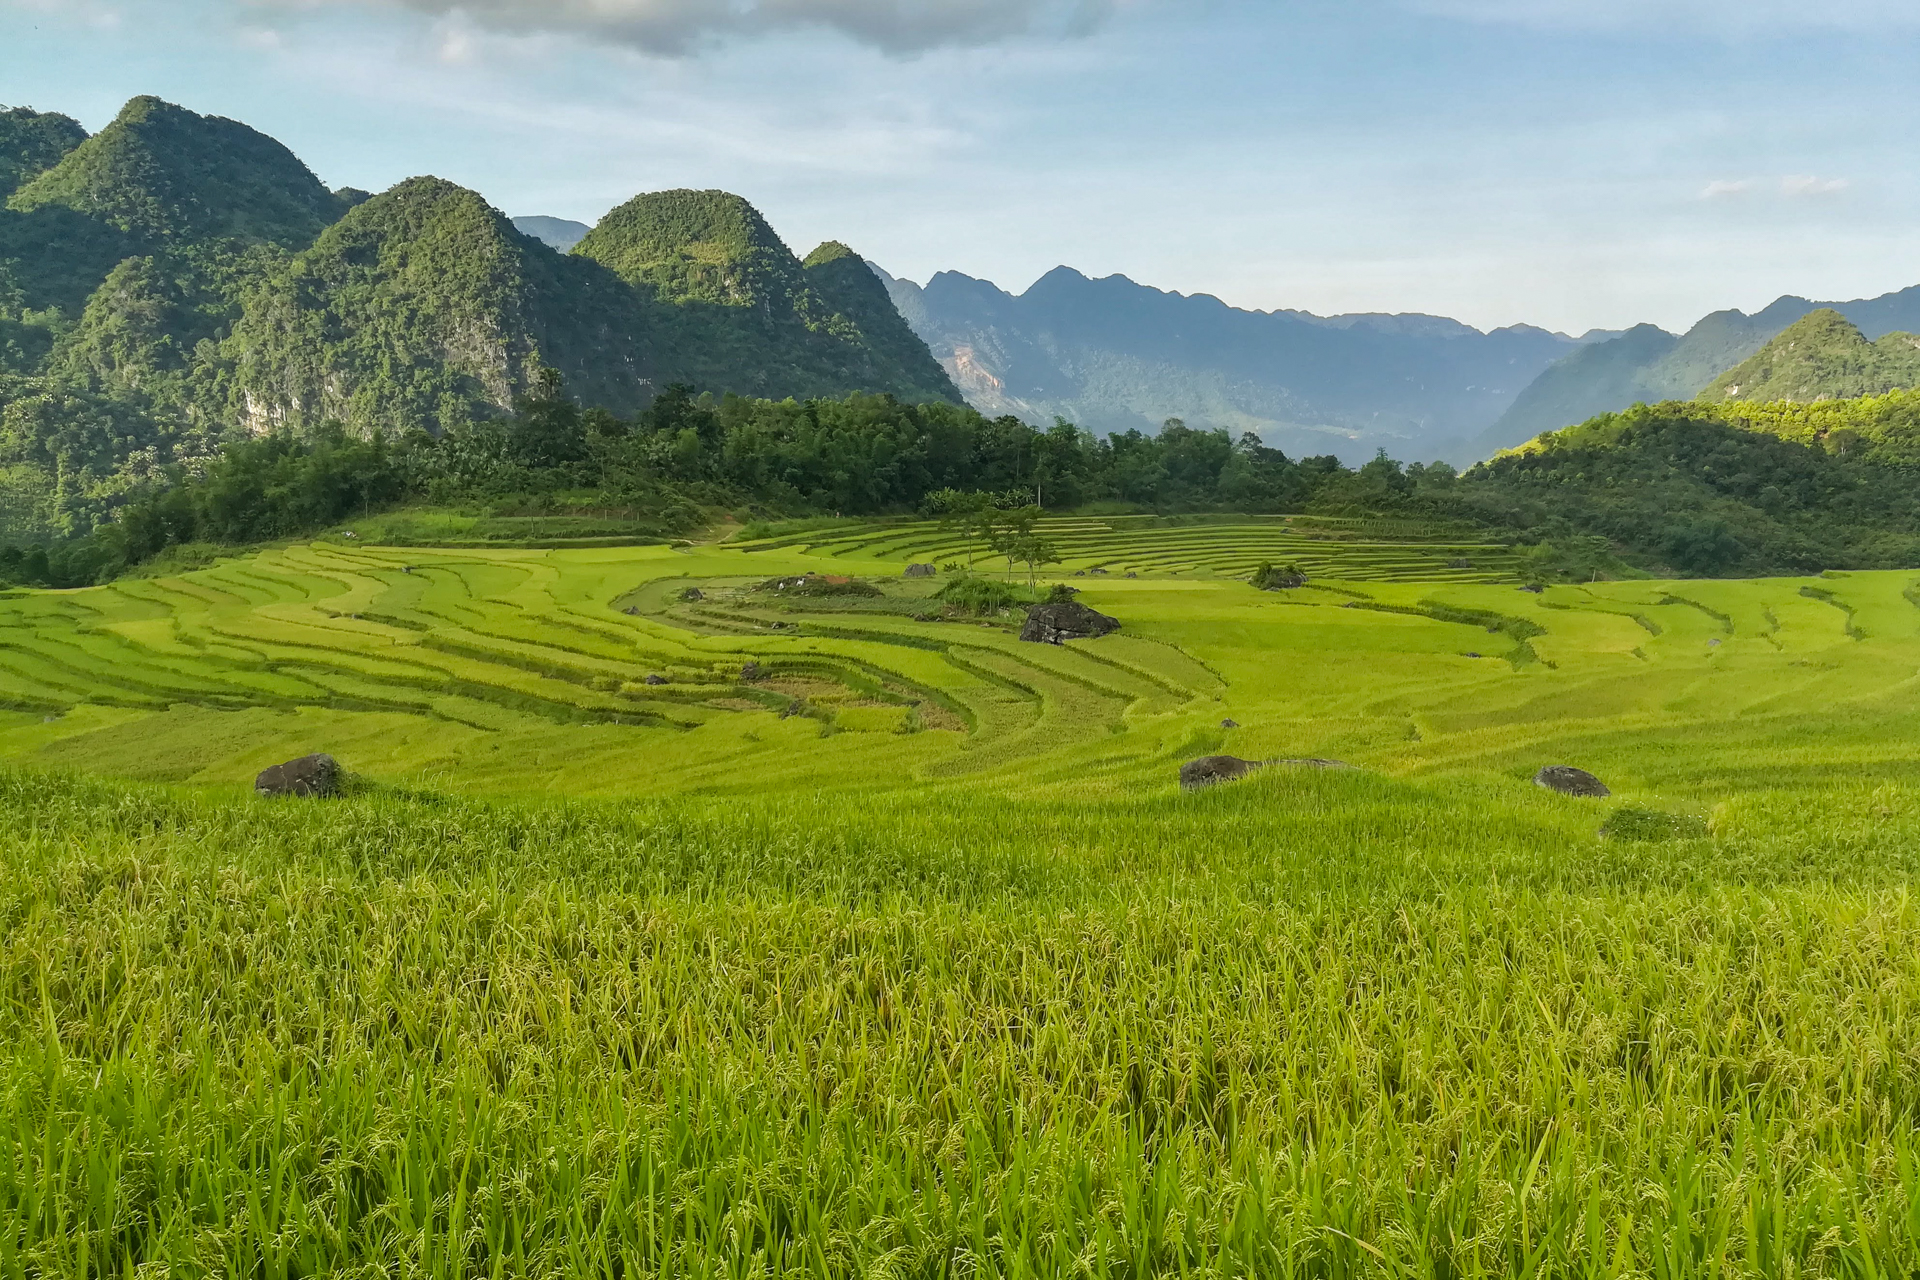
<box><xmin>10</xmin><ymin>378</ymin><xmax>1920</xmax><ymax>589</ymax></box>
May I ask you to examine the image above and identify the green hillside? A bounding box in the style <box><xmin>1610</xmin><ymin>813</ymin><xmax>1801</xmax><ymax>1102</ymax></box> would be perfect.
<box><xmin>1462</xmin><ymin>396</ymin><xmax>1920</xmax><ymax>574</ymax></box>
<box><xmin>1702</xmin><ymin>308</ymin><xmax>1920</xmax><ymax>404</ymax></box>
<box><xmin>576</xmin><ymin>191</ymin><xmax>963</xmax><ymax>403</ymax></box>
<box><xmin>578</xmin><ymin>188</ymin><xmax>796</xmax><ymax>307</ymax></box>
<box><xmin>1476</xmin><ymin>293</ymin><xmax>1920</xmax><ymax>459</ymax></box>
<box><xmin>802</xmin><ymin>240</ymin><xmax>959</xmax><ymax>404</ymax></box>
<box><xmin>0</xmin><ymin>105</ymin><xmax>87</xmax><ymax>198</ymax></box>
<box><xmin>0</xmin><ymin>97</ymin><xmax>965</xmax><ymax>545</ymax></box>
<box><xmin>8</xmin><ymin>95</ymin><xmax>347</xmax><ymax>248</ymax></box>
<box><xmin>223</xmin><ymin>177</ymin><xmax>663</xmax><ymax>434</ymax></box>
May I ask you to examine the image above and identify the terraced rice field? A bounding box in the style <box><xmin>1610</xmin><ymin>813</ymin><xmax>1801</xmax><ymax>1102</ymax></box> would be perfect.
<box><xmin>734</xmin><ymin>514</ymin><xmax>1529</xmax><ymax>583</ymax></box>
<box><xmin>0</xmin><ymin>523</ymin><xmax>1914</xmax><ymax>801</ymax></box>
<box><xmin>7</xmin><ymin>524</ymin><xmax>1920</xmax><ymax>1274</ymax></box>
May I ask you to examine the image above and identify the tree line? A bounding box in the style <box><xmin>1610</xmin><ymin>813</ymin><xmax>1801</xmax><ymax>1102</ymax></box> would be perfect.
<box><xmin>6</xmin><ymin>378</ymin><xmax>1920</xmax><ymax>589</ymax></box>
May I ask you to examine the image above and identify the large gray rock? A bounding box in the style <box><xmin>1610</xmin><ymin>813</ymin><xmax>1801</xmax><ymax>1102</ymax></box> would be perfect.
<box><xmin>255</xmin><ymin>754</ymin><xmax>341</xmax><ymax>798</ymax></box>
<box><xmin>1020</xmin><ymin>601</ymin><xmax>1119</xmax><ymax>644</ymax></box>
<box><xmin>1181</xmin><ymin>755</ymin><xmax>1350</xmax><ymax>791</ymax></box>
<box><xmin>1535</xmin><ymin>765</ymin><xmax>1610</xmax><ymax>798</ymax></box>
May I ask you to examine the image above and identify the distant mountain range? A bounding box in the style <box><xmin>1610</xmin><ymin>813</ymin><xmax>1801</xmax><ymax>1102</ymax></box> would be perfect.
<box><xmin>874</xmin><ymin>264</ymin><xmax>1613</xmax><ymax>465</ymax></box>
<box><xmin>512</xmin><ymin>216</ymin><xmax>590</xmax><ymax>253</ymax></box>
<box><xmin>872</xmin><ymin>260</ymin><xmax>1920</xmax><ymax>465</ymax></box>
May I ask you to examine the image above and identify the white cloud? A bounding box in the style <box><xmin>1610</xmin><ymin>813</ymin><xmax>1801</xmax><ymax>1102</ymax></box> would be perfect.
<box><xmin>248</xmin><ymin>0</ymin><xmax>1123</xmax><ymax>54</ymax></box>
<box><xmin>1699</xmin><ymin>176</ymin><xmax>1851</xmax><ymax>202</ymax></box>
<box><xmin>1781</xmin><ymin>174</ymin><xmax>1849</xmax><ymax>197</ymax></box>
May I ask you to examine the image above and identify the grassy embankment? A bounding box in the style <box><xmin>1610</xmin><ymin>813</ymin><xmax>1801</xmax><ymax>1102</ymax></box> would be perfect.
<box><xmin>2</xmin><ymin>516</ymin><xmax>1920</xmax><ymax>1273</ymax></box>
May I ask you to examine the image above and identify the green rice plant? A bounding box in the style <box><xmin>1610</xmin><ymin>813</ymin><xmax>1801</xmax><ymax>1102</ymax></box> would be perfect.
<box><xmin>3</xmin><ymin>769</ymin><xmax>1920</xmax><ymax>1273</ymax></box>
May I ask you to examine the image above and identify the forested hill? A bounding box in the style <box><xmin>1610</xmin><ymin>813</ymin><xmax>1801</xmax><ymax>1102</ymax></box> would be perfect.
<box><xmin>1448</xmin><ymin>391</ymin><xmax>1920</xmax><ymax>574</ymax></box>
<box><xmin>877</xmin><ymin>263</ymin><xmax>1589</xmax><ymax>466</ymax></box>
<box><xmin>1472</xmin><ymin>286</ymin><xmax>1920</xmax><ymax>458</ymax></box>
<box><xmin>0</xmin><ymin>95</ymin><xmax>959</xmax><ymax>545</ymax></box>
<box><xmin>1700</xmin><ymin>310</ymin><xmax>1920</xmax><ymax>405</ymax></box>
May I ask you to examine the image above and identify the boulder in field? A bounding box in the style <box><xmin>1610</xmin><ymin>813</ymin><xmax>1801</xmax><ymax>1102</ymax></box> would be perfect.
<box><xmin>1535</xmin><ymin>765</ymin><xmax>1609</xmax><ymax>798</ymax></box>
<box><xmin>255</xmin><ymin>754</ymin><xmax>340</xmax><ymax>798</ymax></box>
<box><xmin>1180</xmin><ymin>755</ymin><xmax>1263</xmax><ymax>790</ymax></box>
<box><xmin>1019</xmin><ymin>601</ymin><xmax>1119</xmax><ymax>644</ymax></box>
<box><xmin>903</xmin><ymin>564</ymin><xmax>935</xmax><ymax>578</ymax></box>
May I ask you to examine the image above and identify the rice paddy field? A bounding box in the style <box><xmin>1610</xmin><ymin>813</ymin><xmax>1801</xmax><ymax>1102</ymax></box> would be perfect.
<box><xmin>4</xmin><ymin>514</ymin><xmax>1920</xmax><ymax>1275</ymax></box>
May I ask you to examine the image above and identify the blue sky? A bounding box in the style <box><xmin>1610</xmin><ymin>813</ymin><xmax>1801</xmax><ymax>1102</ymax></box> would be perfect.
<box><xmin>3</xmin><ymin>0</ymin><xmax>1914</xmax><ymax>334</ymax></box>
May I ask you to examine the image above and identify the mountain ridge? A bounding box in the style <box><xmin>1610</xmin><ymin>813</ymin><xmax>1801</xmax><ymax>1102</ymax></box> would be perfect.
<box><xmin>879</xmin><ymin>262</ymin><xmax>1584</xmax><ymax>464</ymax></box>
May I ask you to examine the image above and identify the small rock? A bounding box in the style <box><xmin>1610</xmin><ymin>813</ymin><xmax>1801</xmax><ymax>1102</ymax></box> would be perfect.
<box><xmin>255</xmin><ymin>754</ymin><xmax>341</xmax><ymax>798</ymax></box>
<box><xmin>644</xmin><ymin>674</ymin><xmax>667</xmax><ymax>686</ymax></box>
<box><xmin>681</xmin><ymin>587</ymin><xmax>704</xmax><ymax>601</ymax></box>
<box><xmin>1221</xmin><ymin>718</ymin><xmax>1239</xmax><ymax>728</ymax></box>
<box><xmin>903</xmin><ymin>564</ymin><xmax>936</xmax><ymax>578</ymax></box>
<box><xmin>1019</xmin><ymin>601</ymin><xmax>1120</xmax><ymax>645</ymax></box>
<box><xmin>1180</xmin><ymin>755</ymin><xmax>1263</xmax><ymax>790</ymax></box>
<box><xmin>1534</xmin><ymin>765</ymin><xmax>1610</xmax><ymax>798</ymax></box>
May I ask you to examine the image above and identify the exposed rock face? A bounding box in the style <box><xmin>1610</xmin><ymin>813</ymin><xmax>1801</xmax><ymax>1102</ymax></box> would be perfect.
<box><xmin>1019</xmin><ymin>601</ymin><xmax>1119</xmax><ymax>644</ymax></box>
<box><xmin>903</xmin><ymin>564</ymin><xmax>935</xmax><ymax>578</ymax></box>
<box><xmin>1180</xmin><ymin>755</ymin><xmax>1263</xmax><ymax>790</ymax></box>
<box><xmin>255</xmin><ymin>753</ymin><xmax>340</xmax><ymax>798</ymax></box>
<box><xmin>1535</xmin><ymin>765</ymin><xmax>1610</xmax><ymax>797</ymax></box>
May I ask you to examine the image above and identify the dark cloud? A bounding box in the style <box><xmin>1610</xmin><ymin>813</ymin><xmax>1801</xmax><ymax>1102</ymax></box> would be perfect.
<box><xmin>267</xmin><ymin>0</ymin><xmax>1122</xmax><ymax>54</ymax></box>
